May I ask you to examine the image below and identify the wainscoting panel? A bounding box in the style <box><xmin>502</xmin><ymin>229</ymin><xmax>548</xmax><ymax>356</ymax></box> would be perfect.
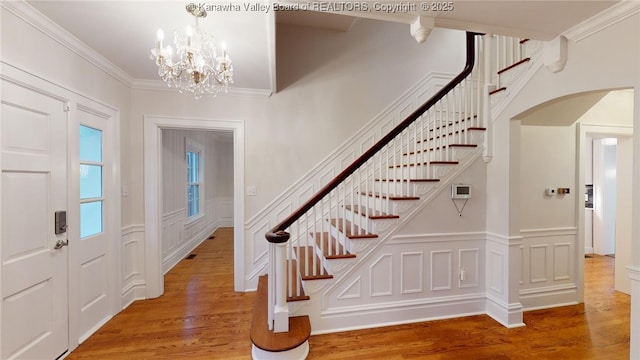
<box><xmin>370</xmin><ymin>254</ymin><xmax>393</xmax><ymax>297</ymax></box>
<box><xmin>431</xmin><ymin>251</ymin><xmax>453</xmax><ymax>291</ymax></box>
<box><xmin>313</xmin><ymin>233</ymin><xmax>486</xmax><ymax>333</ymax></box>
<box><xmin>401</xmin><ymin>252</ymin><xmax>424</xmax><ymax>294</ymax></box>
<box><xmin>553</xmin><ymin>243</ymin><xmax>572</xmax><ymax>281</ymax></box>
<box><xmin>529</xmin><ymin>244</ymin><xmax>549</xmax><ymax>283</ymax></box>
<box><xmin>520</xmin><ymin>228</ymin><xmax>578</xmax><ymax>310</ymax></box>
<box><xmin>488</xmin><ymin>250</ymin><xmax>505</xmax><ymax>295</ymax></box>
<box><xmin>121</xmin><ymin>224</ymin><xmax>145</xmax><ymax>308</ymax></box>
<box><xmin>459</xmin><ymin>248</ymin><xmax>480</xmax><ymax>288</ymax></box>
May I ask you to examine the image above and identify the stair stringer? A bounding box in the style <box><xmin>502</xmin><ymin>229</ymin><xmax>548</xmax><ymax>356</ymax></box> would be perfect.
<box><xmin>490</xmin><ymin>39</ymin><xmax>544</xmax><ymax>123</ymax></box>
<box><xmin>289</xmin><ymin>148</ymin><xmax>485</xmax><ymax>330</ymax></box>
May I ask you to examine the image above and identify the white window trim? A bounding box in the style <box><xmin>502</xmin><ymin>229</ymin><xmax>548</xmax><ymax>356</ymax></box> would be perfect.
<box><xmin>185</xmin><ymin>137</ymin><xmax>204</xmax><ymax>222</ymax></box>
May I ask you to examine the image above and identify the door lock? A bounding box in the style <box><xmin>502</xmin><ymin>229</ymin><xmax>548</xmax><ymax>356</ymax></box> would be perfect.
<box><xmin>54</xmin><ymin>210</ymin><xmax>67</xmax><ymax>234</ymax></box>
<box><xmin>54</xmin><ymin>239</ymin><xmax>69</xmax><ymax>250</ymax></box>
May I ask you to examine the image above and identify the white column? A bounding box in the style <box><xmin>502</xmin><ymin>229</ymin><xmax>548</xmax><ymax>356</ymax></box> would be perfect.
<box><xmin>485</xmin><ymin>118</ymin><xmax>524</xmax><ymax>328</ymax></box>
<box><xmin>629</xmin><ymin>60</ymin><xmax>640</xmax><ymax>359</ymax></box>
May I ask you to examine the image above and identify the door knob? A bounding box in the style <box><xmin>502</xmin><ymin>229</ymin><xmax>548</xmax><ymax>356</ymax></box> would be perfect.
<box><xmin>54</xmin><ymin>239</ymin><xmax>69</xmax><ymax>250</ymax></box>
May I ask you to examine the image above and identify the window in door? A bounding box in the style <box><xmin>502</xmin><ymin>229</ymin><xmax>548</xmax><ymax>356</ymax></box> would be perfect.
<box><xmin>186</xmin><ymin>139</ymin><xmax>203</xmax><ymax>219</ymax></box>
<box><xmin>79</xmin><ymin>125</ymin><xmax>104</xmax><ymax>238</ymax></box>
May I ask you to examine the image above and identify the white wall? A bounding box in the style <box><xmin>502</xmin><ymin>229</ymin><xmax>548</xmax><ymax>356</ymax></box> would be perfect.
<box><xmin>161</xmin><ymin>130</ymin><xmax>234</xmax><ymax>273</ymax></box>
<box><xmin>130</xmin><ymin>22</ymin><xmax>466</xmax><ymax>225</ymax></box>
<box><xmin>593</xmin><ymin>140</ymin><xmax>617</xmax><ymax>256</ymax></box>
<box><xmin>615</xmin><ymin>137</ymin><xmax>633</xmax><ymax>294</ymax></box>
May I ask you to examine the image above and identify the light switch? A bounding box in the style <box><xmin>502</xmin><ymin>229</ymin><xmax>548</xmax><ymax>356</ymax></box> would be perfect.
<box><xmin>247</xmin><ymin>186</ymin><xmax>257</xmax><ymax>196</ymax></box>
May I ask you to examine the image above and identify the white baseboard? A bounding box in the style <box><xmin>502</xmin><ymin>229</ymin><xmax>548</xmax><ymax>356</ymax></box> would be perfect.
<box><xmin>310</xmin><ymin>294</ymin><xmax>486</xmax><ymax>335</ymax></box>
<box><xmin>520</xmin><ymin>284</ymin><xmax>579</xmax><ymax>311</ymax></box>
<box><xmin>213</xmin><ymin>219</ymin><xmax>234</xmax><ymax>229</ymax></box>
<box><xmin>121</xmin><ymin>280</ymin><xmax>146</xmax><ymax>309</ymax></box>
<box><xmin>485</xmin><ymin>295</ymin><xmax>525</xmax><ymax>328</ymax></box>
<box><xmin>163</xmin><ymin>223</ymin><xmax>216</xmax><ymax>274</ymax></box>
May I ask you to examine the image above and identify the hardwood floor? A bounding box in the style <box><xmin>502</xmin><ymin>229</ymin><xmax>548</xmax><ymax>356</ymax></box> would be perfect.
<box><xmin>68</xmin><ymin>229</ymin><xmax>630</xmax><ymax>359</ymax></box>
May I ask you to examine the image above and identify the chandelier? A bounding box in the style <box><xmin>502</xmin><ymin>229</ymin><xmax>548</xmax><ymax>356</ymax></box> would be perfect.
<box><xmin>151</xmin><ymin>3</ymin><xmax>233</xmax><ymax>99</ymax></box>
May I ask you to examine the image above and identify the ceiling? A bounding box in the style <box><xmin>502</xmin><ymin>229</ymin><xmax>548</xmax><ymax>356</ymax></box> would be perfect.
<box><xmin>25</xmin><ymin>1</ymin><xmax>621</xmax><ymax>94</ymax></box>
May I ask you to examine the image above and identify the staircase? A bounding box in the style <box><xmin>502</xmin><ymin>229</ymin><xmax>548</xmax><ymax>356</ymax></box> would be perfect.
<box><xmin>251</xmin><ymin>32</ymin><xmax>542</xmax><ymax>359</ymax></box>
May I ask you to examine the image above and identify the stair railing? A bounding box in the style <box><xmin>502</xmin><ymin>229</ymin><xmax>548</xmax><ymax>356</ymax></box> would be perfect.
<box><xmin>265</xmin><ymin>32</ymin><xmax>484</xmax><ymax>333</ymax></box>
<box><xmin>490</xmin><ymin>35</ymin><xmax>526</xmax><ymax>87</ymax></box>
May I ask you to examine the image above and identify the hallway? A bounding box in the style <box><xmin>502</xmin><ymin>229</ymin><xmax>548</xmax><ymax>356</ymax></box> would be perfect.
<box><xmin>68</xmin><ymin>228</ymin><xmax>630</xmax><ymax>359</ymax></box>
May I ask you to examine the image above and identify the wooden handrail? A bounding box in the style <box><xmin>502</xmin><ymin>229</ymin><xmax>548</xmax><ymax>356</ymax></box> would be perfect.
<box><xmin>266</xmin><ymin>32</ymin><xmax>482</xmax><ymax>241</ymax></box>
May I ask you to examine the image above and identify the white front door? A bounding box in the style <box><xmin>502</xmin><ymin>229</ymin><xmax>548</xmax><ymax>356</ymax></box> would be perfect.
<box><xmin>1</xmin><ymin>80</ymin><xmax>69</xmax><ymax>359</ymax></box>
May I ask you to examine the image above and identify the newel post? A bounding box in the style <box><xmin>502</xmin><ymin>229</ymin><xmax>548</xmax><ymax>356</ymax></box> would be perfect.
<box><xmin>482</xmin><ymin>34</ymin><xmax>495</xmax><ymax>163</ymax></box>
<box><xmin>266</xmin><ymin>230</ymin><xmax>290</xmax><ymax>333</ymax></box>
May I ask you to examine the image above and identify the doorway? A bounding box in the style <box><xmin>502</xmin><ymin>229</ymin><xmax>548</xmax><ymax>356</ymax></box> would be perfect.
<box><xmin>582</xmin><ymin>131</ymin><xmax>634</xmax><ymax>295</ymax></box>
<box><xmin>160</xmin><ymin>129</ymin><xmax>234</xmax><ymax>274</ymax></box>
<box><xmin>143</xmin><ymin>115</ymin><xmax>245</xmax><ymax>298</ymax></box>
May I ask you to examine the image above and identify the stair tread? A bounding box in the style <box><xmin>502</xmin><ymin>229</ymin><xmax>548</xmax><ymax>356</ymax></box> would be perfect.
<box><xmin>404</xmin><ymin>144</ymin><xmax>478</xmax><ymax>156</ymax></box>
<box><xmin>489</xmin><ymin>87</ymin><xmax>507</xmax><ymax>95</ymax></box>
<box><xmin>329</xmin><ymin>218</ymin><xmax>378</xmax><ymax>239</ymax></box>
<box><xmin>418</xmin><ymin>128</ymin><xmax>485</xmax><ymax>144</ymax></box>
<box><xmin>251</xmin><ymin>275</ymin><xmax>311</xmax><ymax>352</ymax></box>
<box><xmin>375</xmin><ymin>178</ymin><xmax>440</xmax><ymax>183</ymax></box>
<box><xmin>497</xmin><ymin>57</ymin><xmax>531</xmax><ymax>75</ymax></box>
<box><xmin>286</xmin><ymin>259</ymin><xmax>310</xmax><ymax>302</ymax></box>
<box><xmin>425</xmin><ymin>114</ymin><xmax>478</xmax><ymax>133</ymax></box>
<box><xmin>344</xmin><ymin>205</ymin><xmax>399</xmax><ymax>220</ymax></box>
<box><xmin>294</xmin><ymin>246</ymin><xmax>333</xmax><ymax>280</ymax></box>
<box><xmin>361</xmin><ymin>192</ymin><xmax>420</xmax><ymax>201</ymax></box>
<box><xmin>313</xmin><ymin>232</ymin><xmax>356</xmax><ymax>259</ymax></box>
<box><xmin>389</xmin><ymin>161</ymin><xmax>458</xmax><ymax>168</ymax></box>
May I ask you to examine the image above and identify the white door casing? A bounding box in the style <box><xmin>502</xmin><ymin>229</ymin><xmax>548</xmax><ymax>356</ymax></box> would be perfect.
<box><xmin>1</xmin><ymin>77</ymin><xmax>69</xmax><ymax>359</ymax></box>
<box><xmin>144</xmin><ymin>115</ymin><xmax>245</xmax><ymax>296</ymax></box>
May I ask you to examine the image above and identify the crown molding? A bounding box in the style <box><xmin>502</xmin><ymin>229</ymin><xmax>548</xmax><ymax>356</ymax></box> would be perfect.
<box><xmin>1</xmin><ymin>1</ymin><xmax>135</xmax><ymax>87</ymax></box>
<box><xmin>3</xmin><ymin>1</ymin><xmax>274</xmax><ymax>99</ymax></box>
<box><xmin>131</xmin><ymin>79</ymin><xmax>272</xmax><ymax>99</ymax></box>
<box><xmin>564</xmin><ymin>0</ymin><xmax>640</xmax><ymax>42</ymax></box>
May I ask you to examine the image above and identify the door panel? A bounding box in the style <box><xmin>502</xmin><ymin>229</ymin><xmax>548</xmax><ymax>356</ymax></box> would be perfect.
<box><xmin>1</xmin><ymin>80</ymin><xmax>68</xmax><ymax>359</ymax></box>
<box><xmin>75</xmin><ymin>113</ymin><xmax>110</xmax><ymax>342</ymax></box>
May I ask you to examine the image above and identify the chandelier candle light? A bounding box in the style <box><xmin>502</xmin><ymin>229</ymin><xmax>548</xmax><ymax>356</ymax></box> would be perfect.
<box><xmin>151</xmin><ymin>3</ymin><xmax>233</xmax><ymax>99</ymax></box>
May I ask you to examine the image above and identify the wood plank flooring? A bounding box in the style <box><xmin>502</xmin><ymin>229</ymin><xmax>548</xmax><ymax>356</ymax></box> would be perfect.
<box><xmin>68</xmin><ymin>228</ymin><xmax>630</xmax><ymax>359</ymax></box>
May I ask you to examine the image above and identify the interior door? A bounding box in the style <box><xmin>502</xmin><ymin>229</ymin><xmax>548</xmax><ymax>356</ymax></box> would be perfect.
<box><xmin>1</xmin><ymin>80</ymin><xmax>69</xmax><ymax>359</ymax></box>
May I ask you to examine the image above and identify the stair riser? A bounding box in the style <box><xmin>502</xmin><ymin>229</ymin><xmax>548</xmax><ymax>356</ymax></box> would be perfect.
<box><xmin>342</xmin><ymin>208</ymin><xmax>393</xmax><ymax>234</ymax></box>
<box><xmin>390</xmin><ymin>165</ymin><xmax>458</xmax><ymax>179</ymax></box>
<box><xmin>372</xmin><ymin>181</ymin><xmax>438</xmax><ymax>198</ymax></box>
<box><xmin>401</xmin><ymin>146</ymin><xmax>477</xmax><ymax>166</ymax></box>
<box><xmin>356</xmin><ymin>194</ymin><xmax>419</xmax><ymax>215</ymax></box>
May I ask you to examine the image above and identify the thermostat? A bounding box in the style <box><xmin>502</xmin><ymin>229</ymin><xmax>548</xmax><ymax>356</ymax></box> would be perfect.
<box><xmin>451</xmin><ymin>184</ymin><xmax>471</xmax><ymax>199</ymax></box>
